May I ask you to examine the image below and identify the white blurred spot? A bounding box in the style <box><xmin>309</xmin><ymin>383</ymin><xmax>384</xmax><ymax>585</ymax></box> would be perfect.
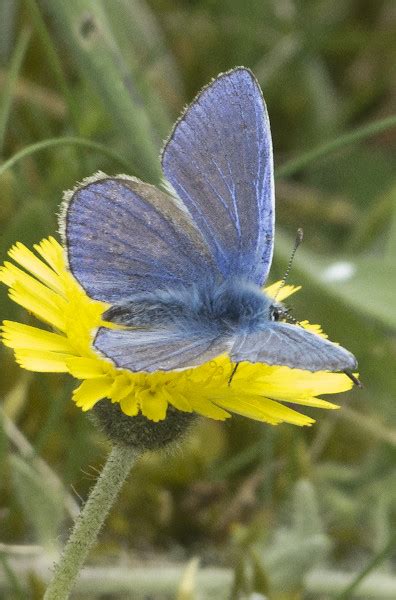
<box><xmin>321</xmin><ymin>261</ymin><xmax>356</xmax><ymax>283</ymax></box>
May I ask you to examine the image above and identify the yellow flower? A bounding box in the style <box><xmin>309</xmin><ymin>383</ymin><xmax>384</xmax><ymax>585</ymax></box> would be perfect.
<box><xmin>0</xmin><ymin>237</ymin><xmax>353</xmax><ymax>426</ymax></box>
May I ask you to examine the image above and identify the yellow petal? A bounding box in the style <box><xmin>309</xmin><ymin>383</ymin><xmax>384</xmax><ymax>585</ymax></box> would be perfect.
<box><xmin>264</xmin><ymin>281</ymin><xmax>302</xmax><ymax>301</ymax></box>
<box><xmin>9</xmin><ymin>283</ymin><xmax>66</xmax><ymax>331</ymax></box>
<box><xmin>33</xmin><ymin>237</ymin><xmax>65</xmax><ymax>274</ymax></box>
<box><xmin>163</xmin><ymin>388</ymin><xmax>193</xmax><ymax>412</ymax></box>
<box><xmin>138</xmin><ymin>389</ymin><xmax>168</xmax><ymax>422</ymax></box>
<box><xmin>1</xmin><ymin>321</ymin><xmax>73</xmax><ymax>353</ymax></box>
<box><xmin>1</xmin><ymin>261</ymin><xmax>63</xmax><ymax>298</ymax></box>
<box><xmin>5</xmin><ymin>264</ymin><xmax>67</xmax><ymax>325</ymax></box>
<box><xmin>66</xmin><ymin>357</ymin><xmax>109</xmax><ymax>379</ymax></box>
<box><xmin>299</xmin><ymin>320</ymin><xmax>328</xmax><ymax>339</ymax></box>
<box><xmin>285</xmin><ymin>396</ymin><xmax>339</xmax><ymax>409</ymax></box>
<box><xmin>214</xmin><ymin>393</ymin><xmax>315</xmax><ymax>426</ymax></box>
<box><xmin>73</xmin><ymin>377</ymin><xmax>113</xmax><ymax>410</ymax></box>
<box><xmin>0</xmin><ymin>264</ymin><xmax>16</xmax><ymax>287</ymax></box>
<box><xmin>237</xmin><ymin>363</ymin><xmax>353</xmax><ymax>401</ymax></box>
<box><xmin>188</xmin><ymin>396</ymin><xmax>231</xmax><ymax>420</ymax></box>
<box><xmin>119</xmin><ymin>393</ymin><xmax>140</xmax><ymax>416</ymax></box>
<box><xmin>13</xmin><ymin>349</ymin><xmax>71</xmax><ymax>372</ymax></box>
<box><xmin>110</xmin><ymin>373</ymin><xmax>134</xmax><ymax>402</ymax></box>
<box><xmin>8</xmin><ymin>242</ymin><xmax>64</xmax><ymax>294</ymax></box>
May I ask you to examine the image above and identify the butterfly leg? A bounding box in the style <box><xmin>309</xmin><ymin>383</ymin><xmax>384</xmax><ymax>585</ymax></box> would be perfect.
<box><xmin>344</xmin><ymin>369</ymin><xmax>363</xmax><ymax>388</ymax></box>
<box><xmin>228</xmin><ymin>362</ymin><xmax>240</xmax><ymax>386</ymax></box>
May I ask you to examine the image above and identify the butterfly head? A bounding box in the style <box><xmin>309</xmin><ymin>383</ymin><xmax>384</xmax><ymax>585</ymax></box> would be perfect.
<box><xmin>269</xmin><ymin>302</ymin><xmax>296</xmax><ymax>324</ymax></box>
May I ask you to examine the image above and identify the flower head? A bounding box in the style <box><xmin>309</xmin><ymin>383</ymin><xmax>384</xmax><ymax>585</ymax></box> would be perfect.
<box><xmin>0</xmin><ymin>237</ymin><xmax>354</xmax><ymax>428</ymax></box>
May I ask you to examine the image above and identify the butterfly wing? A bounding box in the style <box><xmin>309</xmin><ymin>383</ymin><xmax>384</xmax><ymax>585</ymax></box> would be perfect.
<box><xmin>231</xmin><ymin>322</ymin><xmax>357</xmax><ymax>372</ymax></box>
<box><xmin>161</xmin><ymin>67</ymin><xmax>275</xmax><ymax>286</ymax></box>
<box><xmin>61</xmin><ymin>173</ymin><xmax>217</xmax><ymax>303</ymax></box>
<box><xmin>94</xmin><ymin>327</ymin><xmax>231</xmax><ymax>372</ymax></box>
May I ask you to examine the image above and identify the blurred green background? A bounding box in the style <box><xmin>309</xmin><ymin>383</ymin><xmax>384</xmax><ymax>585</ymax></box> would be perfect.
<box><xmin>0</xmin><ymin>1</ymin><xmax>395</xmax><ymax>598</ymax></box>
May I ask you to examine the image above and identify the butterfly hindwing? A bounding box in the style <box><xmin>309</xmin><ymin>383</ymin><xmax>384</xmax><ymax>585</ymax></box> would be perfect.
<box><xmin>61</xmin><ymin>173</ymin><xmax>218</xmax><ymax>303</ymax></box>
<box><xmin>162</xmin><ymin>67</ymin><xmax>275</xmax><ymax>286</ymax></box>
<box><xmin>94</xmin><ymin>327</ymin><xmax>231</xmax><ymax>372</ymax></box>
<box><xmin>231</xmin><ymin>322</ymin><xmax>357</xmax><ymax>372</ymax></box>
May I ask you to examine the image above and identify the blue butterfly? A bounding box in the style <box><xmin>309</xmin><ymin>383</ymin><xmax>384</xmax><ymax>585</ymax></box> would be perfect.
<box><xmin>61</xmin><ymin>67</ymin><xmax>358</xmax><ymax>378</ymax></box>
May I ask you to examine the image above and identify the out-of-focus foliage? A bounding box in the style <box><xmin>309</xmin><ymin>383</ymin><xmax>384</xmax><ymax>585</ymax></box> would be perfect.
<box><xmin>0</xmin><ymin>0</ymin><xmax>395</xmax><ymax>598</ymax></box>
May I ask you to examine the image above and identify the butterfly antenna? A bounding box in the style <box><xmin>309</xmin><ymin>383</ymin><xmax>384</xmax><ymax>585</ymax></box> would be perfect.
<box><xmin>273</xmin><ymin>228</ymin><xmax>304</xmax><ymax>303</ymax></box>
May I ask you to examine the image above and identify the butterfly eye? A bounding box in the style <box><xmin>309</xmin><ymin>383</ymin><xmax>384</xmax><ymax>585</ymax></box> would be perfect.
<box><xmin>269</xmin><ymin>303</ymin><xmax>294</xmax><ymax>323</ymax></box>
<box><xmin>270</xmin><ymin>305</ymin><xmax>281</xmax><ymax>322</ymax></box>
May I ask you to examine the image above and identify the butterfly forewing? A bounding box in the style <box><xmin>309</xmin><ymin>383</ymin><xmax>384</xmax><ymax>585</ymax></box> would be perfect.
<box><xmin>62</xmin><ymin>174</ymin><xmax>218</xmax><ymax>303</ymax></box>
<box><xmin>231</xmin><ymin>323</ymin><xmax>357</xmax><ymax>372</ymax></box>
<box><xmin>162</xmin><ymin>67</ymin><xmax>275</xmax><ymax>286</ymax></box>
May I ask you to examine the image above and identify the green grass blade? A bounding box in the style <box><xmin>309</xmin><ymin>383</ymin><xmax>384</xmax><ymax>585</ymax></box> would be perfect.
<box><xmin>24</xmin><ymin>0</ymin><xmax>81</xmax><ymax>132</ymax></box>
<box><xmin>0</xmin><ymin>553</ymin><xmax>25</xmax><ymax>600</ymax></box>
<box><xmin>0</xmin><ymin>136</ymin><xmax>131</xmax><ymax>177</ymax></box>
<box><xmin>385</xmin><ymin>184</ymin><xmax>396</xmax><ymax>259</ymax></box>
<box><xmin>42</xmin><ymin>0</ymin><xmax>162</xmax><ymax>183</ymax></box>
<box><xmin>10</xmin><ymin>454</ymin><xmax>64</xmax><ymax>550</ymax></box>
<box><xmin>335</xmin><ymin>533</ymin><xmax>396</xmax><ymax>600</ymax></box>
<box><xmin>0</xmin><ymin>28</ymin><xmax>31</xmax><ymax>154</ymax></box>
<box><xmin>0</xmin><ymin>1</ymin><xmax>19</xmax><ymax>62</ymax></box>
<box><xmin>277</xmin><ymin>115</ymin><xmax>396</xmax><ymax>179</ymax></box>
<box><xmin>104</xmin><ymin>0</ymin><xmax>176</xmax><ymax>138</ymax></box>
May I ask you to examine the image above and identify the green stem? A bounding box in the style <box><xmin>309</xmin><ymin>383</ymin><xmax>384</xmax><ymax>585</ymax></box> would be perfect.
<box><xmin>335</xmin><ymin>533</ymin><xmax>396</xmax><ymax>600</ymax></box>
<box><xmin>44</xmin><ymin>444</ymin><xmax>138</xmax><ymax>600</ymax></box>
<box><xmin>0</xmin><ymin>553</ymin><xmax>25</xmax><ymax>600</ymax></box>
<box><xmin>0</xmin><ymin>136</ymin><xmax>131</xmax><ymax>178</ymax></box>
<box><xmin>276</xmin><ymin>114</ymin><xmax>396</xmax><ymax>179</ymax></box>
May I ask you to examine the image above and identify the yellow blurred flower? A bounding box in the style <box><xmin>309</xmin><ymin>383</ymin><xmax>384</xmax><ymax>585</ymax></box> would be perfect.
<box><xmin>0</xmin><ymin>237</ymin><xmax>353</xmax><ymax>426</ymax></box>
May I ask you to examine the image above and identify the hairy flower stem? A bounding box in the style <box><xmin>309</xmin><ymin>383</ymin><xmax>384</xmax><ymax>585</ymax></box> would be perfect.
<box><xmin>44</xmin><ymin>444</ymin><xmax>138</xmax><ymax>600</ymax></box>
